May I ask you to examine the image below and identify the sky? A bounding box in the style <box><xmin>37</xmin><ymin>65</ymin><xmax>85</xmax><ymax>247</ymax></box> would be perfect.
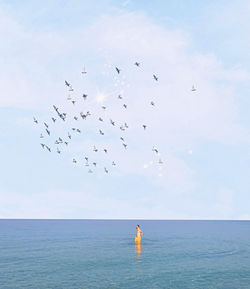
<box><xmin>1</xmin><ymin>0</ymin><xmax>250</xmax><ymax>219</ymax></box>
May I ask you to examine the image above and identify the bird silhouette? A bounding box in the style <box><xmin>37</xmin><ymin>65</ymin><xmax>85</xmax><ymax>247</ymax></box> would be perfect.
<box><xmin>93</xmin><ymin>146</ymin><xmax>98</xmax><ymax>152</ymax></box>
<box><xmin>40</xmin><ymin>133</ymin><xmax>44</xmax><ymax>138</ymax></box>
<box><xmin>143</xmin><ymin>125</ymin><xmax>147</xmax><ymax>130</ymax></box>
<box><xmin>115</xmin><ymin>67</ymin><xmax>121</xmax><ymax>74</ymax></box>
<box><xmin>123</xmin><ymin>143</ymin><xmax>127</xmax><ymax>149</ymax></box>
<box><xmin>45</xmin><ymin>145</ymin><xmax>51</xmax><ymax>152</ymax></box>
<box><xmin>135</xmin><ymin>62</ymin><xmax>140</xmax><ymax>67</ymax></box>
<box><xmin>104</xmin><ymin>167</ymin><xmax>108</xmax><ymax>173</ymax></box>
<box><xmin>110</xmin><ymin>119</ymin><xmax>115</xmax><ymax>126</ymax></box>
<box><xmin>82</xmin><ymin>94</ymin><xmax>87</xmax><ymax>100</ymax></box>
<box><xmin>81</xmin><ymin>67</ymin><xmax>87</xmax><ymax>74</ymax></box>
<box><xmin>152</xmin><ymin>146</ymin><xmax>159</xmax><ymax>154</ymax></box>
<box><xmin>99</xmin><ymin>129</ymin><xmax>104</xmax><ymax>135</ymax></box>
<box><xmin>99</xmin><ymin>117</ymin><xmax>103</xmax><ymax>122</ymax></box>
<box><xmin>46</xmin><ymin>129</ymin><xmax>50</xmax><ymax>136</ymax></box>
<box><xmin>40</xmin><ymin>143</ymin><xmax>45</xmax><ymax>149</ymax></box>
<box><xmin>73</xmin><ymin>158</ymin><xmax>77</xmax><ymax>163</ymax></box>
<box><xmin>52</xmin><ymin>117</ymin><xmax>56</xmax><ymax>123</ymax></box>
<box><xmin>33</xmin><ymin>117</ymin><xmax>38</xmax><ymax>124</ymax></box>
<box><xmin>123</xmin><ymin>104</ymin><xmax>127</xmax><ymax>109</ymax></box>
<box><xmin>118</xmin><ymin>95</ymin><xmax>122</xmax><ymax>99</ymax></box>
<box><xmin>150</xmin><ymin>101</ymin><xmax>155</xmax><ymax>106</ymax></box>
<box><xmin>104</xmin><ymin>149</ymin><xmax>108</xmax><ymax>154</ymax></box>
<box><xmin>191</xmin><ymin>85</ymin><xmax>196</xmax><ymax>91</ymax></box>
<box><xmin>153</xmin><ymin>74</ymin><xmax>158</xmax><ymax>81</ymax></box>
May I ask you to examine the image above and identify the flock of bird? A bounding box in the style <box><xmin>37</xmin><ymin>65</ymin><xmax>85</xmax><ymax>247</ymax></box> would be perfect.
<box><xmin>34</xmin><ymin>62</ymin><xmax>196</xmax><ymax>175</ymax></box>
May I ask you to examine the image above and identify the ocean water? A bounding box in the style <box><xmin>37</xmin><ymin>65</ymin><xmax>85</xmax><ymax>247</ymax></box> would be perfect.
<box><xmin>0</xmin><ymin>220</ymin><xmax>250</xmax><ymax>289</ymax></box>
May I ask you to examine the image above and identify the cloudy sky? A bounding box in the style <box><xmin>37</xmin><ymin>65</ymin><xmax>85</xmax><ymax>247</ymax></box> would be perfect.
<box><xmin>1</xmin><ymin>0</ymin><xmax>250</xmax><ymax>219</ymax></box>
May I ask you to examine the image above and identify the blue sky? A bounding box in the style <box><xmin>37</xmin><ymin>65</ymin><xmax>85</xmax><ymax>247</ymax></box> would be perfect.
<box><xmin>1</xmin><ymin>0</ymin><xmax>250</xmax><ymax>219</ymax></box>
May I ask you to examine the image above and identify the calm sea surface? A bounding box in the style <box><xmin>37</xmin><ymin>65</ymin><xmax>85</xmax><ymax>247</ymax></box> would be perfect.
<box><xmin>0</xmin><ymin>220</ymin><xmax>250</xmax><ymax>289</ymax></box>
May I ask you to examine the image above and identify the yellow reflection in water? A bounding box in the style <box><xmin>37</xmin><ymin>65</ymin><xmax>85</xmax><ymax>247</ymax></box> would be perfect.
<box><xmin>135</xmin><ymin>242</ymin><xmax>142</xmax><ymax>259</ymax></box>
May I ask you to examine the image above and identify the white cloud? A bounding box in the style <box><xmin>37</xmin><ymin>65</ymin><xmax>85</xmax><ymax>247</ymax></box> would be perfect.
<box><xmin>1</xmin><ymin>6</ymin><xmax>250</xmax><ymax>218</ymax></box>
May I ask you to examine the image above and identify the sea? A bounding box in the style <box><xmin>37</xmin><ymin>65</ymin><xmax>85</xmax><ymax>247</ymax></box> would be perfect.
<box><xmin>0</xmin><ymin>220</ymin><xmax>250</xmax><ymax>289</ymax></box>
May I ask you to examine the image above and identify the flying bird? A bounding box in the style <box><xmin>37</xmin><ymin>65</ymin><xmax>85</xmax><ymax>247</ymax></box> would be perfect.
<box><xmin>44</xmin><ymin>122</ymin><xmax>49</xmax><ymax>128</ymax></box>
<box><xmin>104</xmin><ymin>149</ymin><xmax>108</xmax><ymax>154</ymax></box>
<box><xmin>45</xmin><ymin>145</ymin><xmax>51</xmax><ymax>152</ymax></box>
<box><xmin>93</xmin><ymin>162</ymin><xmax>97</xmax><ymax>167</ymax></box>
<box><xmin>40</xmin><ymin>133</ymin><xmax>44</xmax><ymax>138</ymax></box>
<box><xmin>102</xmin><ymin>106</ymin><xmax>106</xmax><ymax>110</ymax></box>
<box><xmin>104</xmin><ymin>167</ymin><xmax>108</xmax><ymax>173</ymax></box>
<box><xmin>46</xmin><ymin>129</ymin><xmax>50</xmax><ymax>136</ymax></box>
<box><xmin>65</xmin><ymin>80</ymin><xmax>70</xmax><ymax>87</ymax></box>
<box><xmin>81</xmin><ymin>67</ymin><xmax>87</xmax><ymax>74</ymax></box>
<box><xmin>88</xmin><ymin>169</ymin><xmax>93</xmax><ymax>173</ymax></box>
<box><xmin>110</xmin><ymin>119</ymin><xmax>115</xmax><ymax>126</ymax></box>
<box><xmin>72</xmin><ymin>101</ymin><xmax>76</xmax><ymax>105</ymax></box>
<box><xmin>76</xmin><ymin>129</ymin><xmax>81</xmax><ymax>133</ymax></box>
<box><xmin>112</xmin><ymin>161</ymin><xmax>116</xmax><ymax>166</ymax></box>
<box><xmin>153</xmin><ymin>74</ymin><xmax>158</xmax><ymax>81</ymax></box>
<box><xmin>123</xmin><ymin>143</ymin><xmax>127</xmax><ymax>149</ymax></box>
<box><xmin>120</xmin><ymin>137</ymin><xmax>124</xmax><ymax>141</ymax></box>
<box><xmin>191</xmin><ymin>85</ymin><xmax>196</xmax><ymax>92</ymax></box>
<box><xmin>73</xmin><ymin>158</ymin><xmax>77</xmax><ymax>163</ymax></box>
<box><xmin>135</xmin><ymin>62</ymin><xmax>140</xmax><ymax>67</ymax></box>
<box><xmin>123</xmin><ymin>104</ymin><xmax>127</xmax><ymax>109</ymax></box>
<box><xmin>74</xmin><ymin>116</ymin><xmax>78</xmax><ymax>121</ymax></box>
<box><xmin>150</xmin><ymin>101</ymin><xmax>155</xmax><ymax>106</ymax></box>
<box><xmin>152</xmin><ymin>146</ymin><xmax>159</xmax><ymax>154</ymax></box>
<box><xmin>99</xmin><ymin>117</ymin><xmax>103</xmax><ymax>122</ymax></box>
<box><xmin>68</xmin><ymin>132</ymin><xmax>72</xmax><ymax>139</ymax></box>
<box><xmin>53</xmin><ymin>105</ymin><xmax>58</xmax><ymax>112</ymax></box>
<box><xmin>115</xmin><ymin>67</ymin><xmax>121</xmax><ymax>74</ymax></box>
<box><xmin>52</xmin><ymin>117</ymin><xmax>56</xmax><ymax>123</ymax></box>
<box><xmin>93</xmin><ymin>146</ymin><xmax>98</xmax><ymax>152</ymax></box>
<box><xmin>57</xmin><ymin>147</ymin><xmax>61</xmax><ymax>154</ymax></box>
<box><xmin>143</xmin><ymin>125</ymin><xmax>147</xmax><ymax>130</ymax></box>
<box><xmin>82</xmin><ymin>94</ymin><xmax>87</xmax><ymax>100</ymax></box>
<box><xmin>118</xmin><ymin>95</ymin><xmax>122</xmax><ymax>99</ymax></box>
<box><xmin>99</xmin><ymin>129</ymin><xmax>104</xmax><ymax>135</ymax></box>
<box><xmin>33</xmin><ymin>117</ymin><xmax>38</xmax><ymax>124</ymax></box>
<box><xmin>40</xmin><ymin>143</ymin><xmax>45</xmax><ymax>149</ymax></box>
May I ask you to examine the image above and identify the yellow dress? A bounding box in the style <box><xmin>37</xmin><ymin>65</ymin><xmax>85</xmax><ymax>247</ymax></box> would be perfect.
<box><xmin>135</xmin><ymin>236</ymin><xmax>141</xmax><ymax>243</ymax></box>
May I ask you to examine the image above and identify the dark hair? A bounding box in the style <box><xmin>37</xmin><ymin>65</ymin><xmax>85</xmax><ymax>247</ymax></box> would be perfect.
<box><xmin>137</xmin><ymin>224</ymin><xmax>140</xmax><ymax>227</ymax></box>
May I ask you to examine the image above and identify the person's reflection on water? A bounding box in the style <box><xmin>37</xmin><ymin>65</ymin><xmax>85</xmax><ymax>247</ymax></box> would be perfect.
<box><xmin>135</xmin><ymin>242</ymin><xmax>142</xmax><ymax>259</ymax></box>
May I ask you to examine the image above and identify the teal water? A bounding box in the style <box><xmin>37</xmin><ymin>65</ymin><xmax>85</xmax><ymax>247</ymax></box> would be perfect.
<box><xmin>0</xmin><ymin>220</ymin><xmax>250</xmax><ymax>289</ymax></box>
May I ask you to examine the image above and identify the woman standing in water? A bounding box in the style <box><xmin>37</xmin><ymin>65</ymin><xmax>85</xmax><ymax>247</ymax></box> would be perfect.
<box><xmin>135</xmin><ymin>224</ymin><xmax>143</xmax><ymax>243</ymax></box>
